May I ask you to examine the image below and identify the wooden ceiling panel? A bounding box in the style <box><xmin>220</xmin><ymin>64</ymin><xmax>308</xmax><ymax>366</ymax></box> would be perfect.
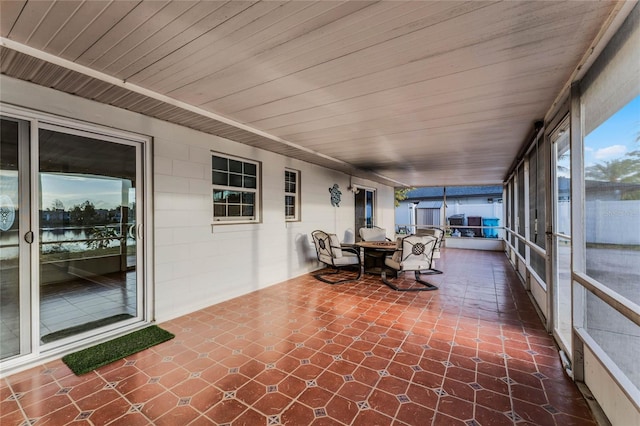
<box><xmin>238</xmin><ymin>42</ymin><xmax>581</xmax><ymax>132</ymax></box>
<box><xmin>0</xmin><ymin>0</ymin><xmax>623</xmax><ymax>187</ymax></box>
<box><xmin>42</xmin><ymin>1</ymin><xmax>122</xmax><ymax>57</ymax></box>
<box><xmin>0</xmin><ymin>1</ymin><xmax>27</xmax><ymax>37</ymax></box>
<box><xmin>86</xmin><ymin>1</ymin><xmax>199</xmax><ymax>73</ymax></box>
<box><xmin>160</xmin><ymin>1</ymin><xmax>411</xmax><ymax>101</ymax></box>
<box><xmin>3</xmin><ymin>1</ymin><xmax>52</xmax><ymax>41</ymax></box>
<box><xmin>255</xmin><ymin>66</ymin><xmax>558</xmax><ymax>137</ymax></box>
<box><xmin>173</xmin><ymin>2</ymin><xmax>489</xmax><ymax>107</ymax></box>
<box><xmin>147</xmin><ymin>1</ymin><xmax>322</xmax><ymax>89</ymax></box>
<box><xmin>203</xmin><ymin>3</ymin><xmax>598</xmax><ymax>117</ymax></box>
<box><xmin>130</xmin><ymin>1</ymin><xmax>283</xmax><ymax>87</ymax></box>
<box><xmin>274</xmin><ymin>92</ymin><xmax>549</xmax><ymax>149</ymax></box>
<box><xmin>55</xmin><ymin>1</ymin><xmax>140</xmax><ymax>61</ymax></box>
<box><xmin>75</xmin><ymin>1</ymin><xmax>171</xmax><ymax>67</ymax></box>
<box><xmin>102</xmin><ymin>1</ymin><xmax>226</xmax><ymax>76</ymax></box>
<box><xmin>19</xmin><ymin>1</ymin><xmax>84</xmax><ymax>51</ymax></box>
<box><xmin>113</xmin><ymin>1</ymin><xmax>239</xmax><ymax>79</ymax></box>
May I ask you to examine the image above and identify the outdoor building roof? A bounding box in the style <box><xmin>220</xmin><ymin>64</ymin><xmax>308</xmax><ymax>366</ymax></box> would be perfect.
<box><xmin>415</xmin><ymin>201</ymin><xmax>446</xmax><ymax>209</ymax></box>
<box><xmin>405</xmin><ymin>186</ymin><xmax>503</xmax><ymax>200</ymax></box>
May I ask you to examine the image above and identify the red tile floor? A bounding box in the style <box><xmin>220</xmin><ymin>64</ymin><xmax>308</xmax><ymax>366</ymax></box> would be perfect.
<box><xmin>1</xmin><ymin>249</ymin><xmax>595</xmax><ymax>425</ymax></box>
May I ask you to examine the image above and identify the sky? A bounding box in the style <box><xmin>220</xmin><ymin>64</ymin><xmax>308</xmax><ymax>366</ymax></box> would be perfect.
<box><xmin>40</xmin><ymin>174</ymin><xmax>132</xmax><ymax>211</ymax></box>
<box><xmin>584</xmin><ymin>95</ymin><xmax>640</xmax><ymax>168</ymax></box>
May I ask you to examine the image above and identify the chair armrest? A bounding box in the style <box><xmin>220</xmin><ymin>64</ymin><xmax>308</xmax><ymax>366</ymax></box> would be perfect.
<box><xmin>340</xmin><ymin>246</ymin><xmax>362</xmax><ymax>263</ymax></box>
<box><xmin>387</xmin><ymin>247</ymin><xmax>403</xmax><ymax>263</ymax></box>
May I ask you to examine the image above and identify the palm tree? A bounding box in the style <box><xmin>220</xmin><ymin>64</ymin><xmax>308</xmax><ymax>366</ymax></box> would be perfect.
<box><xmin>585</xmin><ymin>158</ymin><xmax>639</xmax><ymax>183</ymax></box>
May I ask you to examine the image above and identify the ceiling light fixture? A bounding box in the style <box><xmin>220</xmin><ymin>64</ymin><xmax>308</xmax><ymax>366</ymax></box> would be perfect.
<box><xmin>348</xmin><ymin>176</ymin><xmax>360</xmax><ymax>194</ymax></box>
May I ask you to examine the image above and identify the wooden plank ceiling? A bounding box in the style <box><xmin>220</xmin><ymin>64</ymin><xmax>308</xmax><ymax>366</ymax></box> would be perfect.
<box><xmin>0</xmin><ymin>0</ymin><xmax>617</xmax><ymax>187</ymax></box>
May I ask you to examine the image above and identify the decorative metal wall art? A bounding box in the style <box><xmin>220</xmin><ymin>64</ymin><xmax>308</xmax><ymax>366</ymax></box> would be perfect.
<box><xmin>329</xmin><ymin>184</ymin><xmax>342</xmax><ymax>207</ymax></box>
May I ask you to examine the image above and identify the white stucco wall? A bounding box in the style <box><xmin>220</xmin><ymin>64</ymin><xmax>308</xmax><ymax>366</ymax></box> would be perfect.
<box><xmin>0</xmin><ymin>76</ymin><xmax>395</xmax><ymax>322</ymax></box>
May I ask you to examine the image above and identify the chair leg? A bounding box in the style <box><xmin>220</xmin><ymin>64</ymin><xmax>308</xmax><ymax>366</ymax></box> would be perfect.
<box><xmin>413</xmin><ymin>270</ymin><xmax>439</xmax><ymax>290</ymax></box>
<box><xmin>418</xmin><ymin>268</ymin><xmax>443</xmax><ymax>275</ymax></box>
<box><xmin>381</xmin><ymin>270</ymin><xmax>438</xmax><ymax>291</ymax></box>
<box><xmin>417</xmin><ymin>260</ymin><xmax>442</xmax><ymax>275</ymax></box>
<box><xmin>313</xmin><ymin>265</ymin><xmax>361</xmax><ymax>284</ymax></box>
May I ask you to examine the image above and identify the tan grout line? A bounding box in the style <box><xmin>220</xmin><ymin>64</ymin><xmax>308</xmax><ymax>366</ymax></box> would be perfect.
<box><xmin>430</xmin><ymin>301</ymin><xmax>460</xmax><ymax>426</ymax></box>
<box><xmin>4</xmin><ymin>379</ymin><xmax>31</xmax><ymax>426</ymax></box>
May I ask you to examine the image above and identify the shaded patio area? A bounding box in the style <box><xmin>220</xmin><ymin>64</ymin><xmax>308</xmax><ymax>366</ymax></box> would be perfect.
<box><xmin>1</xmin><ymin>249</ymin><xmax>594</xmax><ymax>425</ymax></box>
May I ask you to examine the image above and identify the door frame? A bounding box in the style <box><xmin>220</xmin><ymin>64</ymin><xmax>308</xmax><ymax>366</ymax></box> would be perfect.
<box><xmin>548</xmin><ymin>113</ymin><xmax>572</xmax><ymax>358</ymax></box>
<box><xmin>0</xmin><ymin>103</ymin><xmax>154</xmax><ymax>374</ymax></box>
<box><xmin>354</xmin><ymin>186</ymin><xmax>376</xmax><ymax>241</ymax></box>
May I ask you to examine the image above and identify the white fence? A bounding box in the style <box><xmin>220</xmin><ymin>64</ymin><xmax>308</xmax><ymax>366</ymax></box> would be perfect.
<box><xmin>395</xmin><ymin>201</ymin><xmax>504</xmax><ymax>234</ymax></box>
<box><xmin>585</xmin><ymin>200</ymin><xmax>640</xmax><ymax>245</ymax></box>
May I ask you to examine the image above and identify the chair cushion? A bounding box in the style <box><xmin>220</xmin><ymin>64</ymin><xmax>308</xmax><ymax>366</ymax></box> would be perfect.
<box><xmin>318</xmin><ymin>253</ymin><xmax>334</xmax><ymax>265</ymax></box>
<box><xmin>383</xmin><ymin>235</ymin><xmax>437</xmax><ymax>272</ymax></box>
<box><xmin>385</xmin><ymin>257</ymin><xmax>430</xmax><ymax>271</ymax></box>
<box><xmin>385</xmin><ymin>257</ymin><xmax>401</xmax><ymax>270</ymax></box>
<box><xmin>334</xmin><ymin>252</ymin><xmax>359</xmax><ymax>266</ymax></box>
<box><xmin>391</xmin><ymin>237</ymin><xmax>403</xmax><ymax>263</ymax></box>
<box><xmin>399</xmin><ymin>259</ymin><xmax>432</xmax><ymax>271</ymax></box>
<box><xmin>359</xmin><ymin>227</ymin><xmax>387</xmax><ymax>241</ymax></box>
<box><xmin>329</xmin><ymin>234</ymin><xmax>343</xmax><ymax>258</ymax></box>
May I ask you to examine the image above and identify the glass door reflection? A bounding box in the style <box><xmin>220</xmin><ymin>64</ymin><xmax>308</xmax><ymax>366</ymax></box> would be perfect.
<box><xmin>0</xmin><ymin>117</ymin><xmax>30</xmax><ymax>360</ymax></box>
<box><xmin>38</xmin><ymin>126</ymin><xmax>140</xmax><ymax>344</ymax></box>
<box><xmin>552</xmin><ymin>119</ymin><xmax>572</xmax><ymax>355</ymax></box>
<box><xmin>355</xmin><ymin>188</ymin><xmax>376</xmax><ymax>241</ymax></box>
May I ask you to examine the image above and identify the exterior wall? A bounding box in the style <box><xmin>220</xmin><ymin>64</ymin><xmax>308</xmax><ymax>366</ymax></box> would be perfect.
<box><xmin>395</xmin><ymin>202</ymin><xmax>414</xmax><ymax>230</ymax></box>
<box><xmin>0</xmin><ymin>76</ymin><xmax>395</xmax><ymax>323</ymax></box>
<box><xmin>444</xmin><ymin>237</ymin><xmax>503</xmax><ymax>251</ymax></box>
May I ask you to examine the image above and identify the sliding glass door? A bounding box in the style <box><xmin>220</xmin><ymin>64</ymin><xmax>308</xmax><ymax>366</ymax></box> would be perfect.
<box><xmin>0</xmin><ymin>108</ymin><xmax>148</xmax><ymax>366</ymax></box>
<box><xmin>355</xmin><ymin>188</ymin><xmax>375</xmax><ymax>241</ymax></box>
<box><xmin>38</xmin><ymin>124</ymin><xmax>143</xmax><ymax>344</ymax></box>
<box><xmin>551</xmin><ymin>117</ymin><xmax>572</xmax><ymax>355</ymax></box>
<box><xmin>0</xmin><ymin>117</ymin><xmax>30</xmax><ymax>361</ymax></box>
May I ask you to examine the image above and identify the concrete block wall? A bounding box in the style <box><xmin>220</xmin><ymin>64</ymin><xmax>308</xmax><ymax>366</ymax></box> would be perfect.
<box><xmin>0</xmin><ymin>76</ymin><xmax>395</xmax><ymax>323</ymax></box>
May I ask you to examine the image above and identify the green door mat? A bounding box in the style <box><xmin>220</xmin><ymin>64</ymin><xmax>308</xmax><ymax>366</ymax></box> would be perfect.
<box><xmin>62</xmin><ymin>325</ymin><xmax>175</xmax><ymax>375</ymax></box>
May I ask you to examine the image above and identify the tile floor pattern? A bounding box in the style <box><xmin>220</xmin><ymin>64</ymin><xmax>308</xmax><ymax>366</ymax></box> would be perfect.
<box><xmin>1</xmin><ymin>249</ymin><xmax>595</xmax><ymax>425</ymax></box>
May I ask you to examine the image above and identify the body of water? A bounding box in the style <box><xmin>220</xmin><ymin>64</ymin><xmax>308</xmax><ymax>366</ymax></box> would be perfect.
<box><xmin>0</xmin><ymin>226</ymin><xmax>135</xmax><ymax>260</ymax></box>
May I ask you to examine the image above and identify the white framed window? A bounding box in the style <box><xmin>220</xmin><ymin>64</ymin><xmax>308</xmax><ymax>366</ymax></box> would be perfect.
<box><xmin>212</xmin><ymin>153</ymin><xmax>260</xmax><ymax>223</ymax></box>
<box><xmin>285</xmin><ymin>168</ymin><xmax>300</xmax><ymax>221</ymax></box>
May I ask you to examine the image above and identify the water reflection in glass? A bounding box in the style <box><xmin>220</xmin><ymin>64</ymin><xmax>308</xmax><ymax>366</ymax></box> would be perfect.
<box><xmin>39</xmin><ymin>128</ymin><xmax>138</xmax><ymax>343</ymax></box>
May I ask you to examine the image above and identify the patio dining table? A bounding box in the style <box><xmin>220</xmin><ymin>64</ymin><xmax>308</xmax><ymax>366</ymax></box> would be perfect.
<box><xmin>355</xmin><ymin>241</ymin><xmax>398</xmax><ymax>275</ymax></box>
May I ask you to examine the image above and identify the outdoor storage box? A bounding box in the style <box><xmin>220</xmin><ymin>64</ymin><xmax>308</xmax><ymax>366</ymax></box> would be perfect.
<box><xmin>483</xmin><ymin>217</ymin><xmax>500</xmax><ymax>238</ymax></box>
<box><xmin>467</xmin><ymin>216</ymin><xmax>482</xmax><ymax>237</ymax></box>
